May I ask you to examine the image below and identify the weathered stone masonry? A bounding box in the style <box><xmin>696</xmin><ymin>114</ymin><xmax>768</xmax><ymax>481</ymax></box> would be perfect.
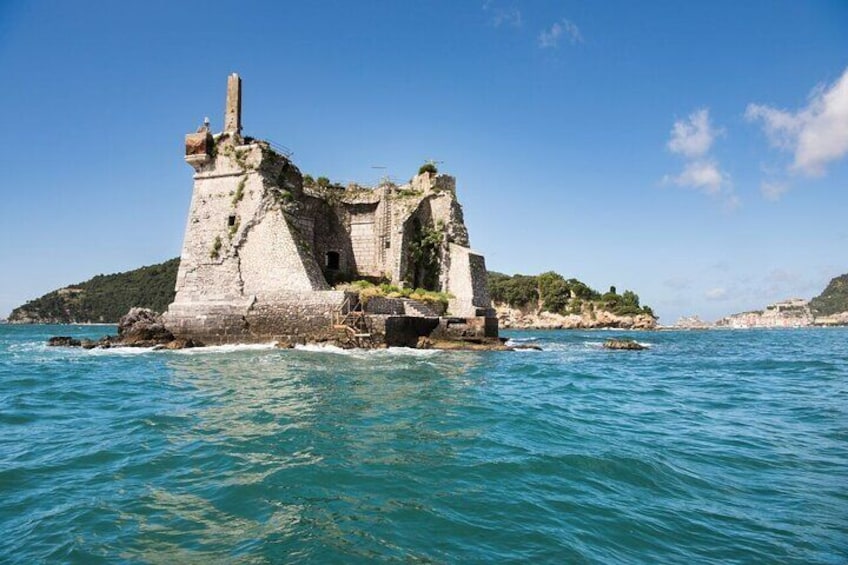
<box><xmin>164</xmin><ymin>74</ymin><xmax>497</xmax><ymax>345</ymax></box>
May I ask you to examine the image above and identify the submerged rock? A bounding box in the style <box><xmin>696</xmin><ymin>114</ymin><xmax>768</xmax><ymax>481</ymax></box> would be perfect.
<box><xmin>158</xmin><ymin>338</ymin><xmax>201</xmax><ymax>350</ymax></box>
<box><xmin>603</xmin><ymin>338</ymin><xmax>647</xmax><ymax>351</ymax></box>
<box><xmin>81</xmin><ymin>337</ymin><xmax>112</xmax><ymax>349</ymax></box>
<box><xmin>511</xmin><ymin>343</ymin><xmax>543</xmax><ymax>351</ymax></box>
<box><xmin>417</xmin><ymin>336</ymin><xmax>525</xmax><ymax>351</ymax></box>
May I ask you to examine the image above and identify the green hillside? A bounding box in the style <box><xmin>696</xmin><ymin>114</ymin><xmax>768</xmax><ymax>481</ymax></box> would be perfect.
<box><xmin>809</xmin><ymin>273</ymin><xmax>848</xmax><ymax>316</ymax></box>
<box><xmin>9</xmin><ymin>258</ymin><xmax>179</xmax><ymax>323</ymax></box>
<box><xmin>488</xmin><ymin>271</ymin><xmax>655</xmax><ymax>318</ymax></box>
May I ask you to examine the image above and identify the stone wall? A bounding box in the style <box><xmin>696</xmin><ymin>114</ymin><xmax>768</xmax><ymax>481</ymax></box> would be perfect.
<box><xmin>363</xmin><ymin>296</ymin><xmax>406</xmax><ymax>315</ymax></box>
<box><xmin>445</xmin><ymin>243</ymin><xmax>492</xmax><ymax>316</ymax></box>
<box><xmin>245</xmin><ymin>291</ymin><xmax>348</xmax><ymax>343</ymax></box>
<box><xmin>166</xmin><ymin>291</ymin><xmax>350</xmax><ymax>344</ymax></box>
<box><xmin>431</xmin><ymin>316</ymin><xmax>499</xmax><ymax>340</ymax></box>
<box><xmin>384</xmin><ymin>316</ymin><xmax>441</xmax><ymax>347</ymax></box>
<box><xmin>348</xmin><ymin>204</ymin><xmax>379</xmax><ymax>275</ymax></box>
<box><xmin>163</xmin><ymin>301</ymin><xmax>253</xmax><ymax>344</ymax></box>
<box><xmin>170</xmin><ymin>141</ymin><xmax>326</xmax><ymax>300</ymax></box>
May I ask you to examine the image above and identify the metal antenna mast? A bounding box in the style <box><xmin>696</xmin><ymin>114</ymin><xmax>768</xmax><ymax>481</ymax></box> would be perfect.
<box><xmin>371</xmin><ymin>165</ymin><xmax>390</xmax><ymax>185</ymax></box>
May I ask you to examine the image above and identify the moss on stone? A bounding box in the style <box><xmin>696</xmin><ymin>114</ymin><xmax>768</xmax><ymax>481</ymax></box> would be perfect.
<box><xmin>210</xmin><ymin>236</ymin><xmax>223</xmax><ymax>259</ymax></box>
<box><xmin>232</xmin><ymin>176</ymin><xmax>246</xmax><ymax>206</ymax></box>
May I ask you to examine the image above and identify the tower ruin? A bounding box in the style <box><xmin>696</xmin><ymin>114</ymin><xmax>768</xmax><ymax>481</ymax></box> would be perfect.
<box><xmin>164</xmin><ymin>74</ymin><xmax>496</xmax><ymax>346</ymax></box>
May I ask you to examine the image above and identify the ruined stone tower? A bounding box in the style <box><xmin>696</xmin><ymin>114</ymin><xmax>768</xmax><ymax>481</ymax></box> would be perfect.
<box><xmin>164</xmin><ymin>74</ymin><xmax>496</xmax><ymax>345</ymax></box>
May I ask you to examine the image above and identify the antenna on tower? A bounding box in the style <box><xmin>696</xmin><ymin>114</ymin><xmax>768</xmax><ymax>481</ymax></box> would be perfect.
<box><xmin>371</xmin><ymin>165</ymin><xmax>392</xmax><ymax>186</ymax></box>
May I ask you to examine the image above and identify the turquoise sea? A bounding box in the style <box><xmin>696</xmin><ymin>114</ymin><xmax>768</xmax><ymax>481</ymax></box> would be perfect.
<box><xmin>1</xmin><ymin>325</ymin><xmax>846</xmax><ymax>563</ymax></box>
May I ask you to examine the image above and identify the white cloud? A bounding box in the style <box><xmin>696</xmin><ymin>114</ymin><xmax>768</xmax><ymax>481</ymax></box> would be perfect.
<box><xmin>760</xmin><ymin>181</ymin><xmax>789</xmax><ymax>201</ymax></box>
<box><xmin>538</xmin><ymin>19</ymin><xmax>582</xmax><ymax>48</ymax></box>
<box><xmin>667</xmin><ymin>109</ymin><xmax>721</xmax><ymax>158</ymax></box>
<box><xmin>705</xmin><ymin>287</ymin><xmax>729</xmax><ymax>301</ymax></box>
<box><xmin>667</xmin><ymin>159</ymin><xmax>725</xmax><ymax>194</ymax></box>
<box><xmin>664</xmin><ymin>108</ymin><xmax>736</xmax><ymax>209</ymax></box>
<box><xmin>483</xmin><ymin>2</ymin><xmax>522</xmax><ymax>28</ymax></box>
<box><xmin>746</xmin><ymin>67</ymin><xmax>848</xmax><ymax>176</ymax></box>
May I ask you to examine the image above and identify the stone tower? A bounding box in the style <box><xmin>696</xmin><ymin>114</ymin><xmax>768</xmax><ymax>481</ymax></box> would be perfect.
<box><xmin>224</xmin><ymin>73</ymin><xmax>241</xmax><ymax>135</ymax></box>
<box><xmin>164</xmin><ymin>74</ymin><xmax>496</xmax><ymax>346</ymax></box>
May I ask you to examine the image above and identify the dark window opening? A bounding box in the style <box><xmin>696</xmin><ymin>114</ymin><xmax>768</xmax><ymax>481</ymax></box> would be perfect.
<box><xmin>326</xmin><ymin>251</ymin><xmax>340</xmax><ymax>270</ymax></box>
<box><xmin>385</xmin><ymin>240</ymin><xmax>391</xmax><ymax>249</ymax></box>
<box><xmin>228</xmin><ymin>215</ymin><xmax>236</xmax><ymax>227</ymax></box>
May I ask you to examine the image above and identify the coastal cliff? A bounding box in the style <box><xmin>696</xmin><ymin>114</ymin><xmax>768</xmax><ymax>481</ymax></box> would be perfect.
<box><xmin>496</xmin><ymin>304</ymin><xmax>656</xmax><ymax>329</ymax></box>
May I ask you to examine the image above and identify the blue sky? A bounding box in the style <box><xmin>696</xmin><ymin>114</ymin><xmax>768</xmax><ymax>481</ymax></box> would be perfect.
<box><xmin>1</xmin><ymin>0</ymin><xmax>846</xmax><ymax>322</ymax></box>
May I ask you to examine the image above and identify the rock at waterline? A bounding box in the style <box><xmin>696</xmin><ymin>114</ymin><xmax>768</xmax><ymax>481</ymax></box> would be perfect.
<box><xmin>47</xmin><ymin>336</ymin><xmax>81</xmax><ymax>347</ymax></box>
<box><xmin>603</xmin><ymin>338</ymin><xmax>647</xmax><ymax>351</ymax></box>
<box><xmin>117</xmin><ymin>307</ymin><xmax>175</xmax><ymax>346</ymax></box>
<box><xmin>47</xmin><ymin>308</ymin><xmax>200</xmax><ymax>349</ymax></box>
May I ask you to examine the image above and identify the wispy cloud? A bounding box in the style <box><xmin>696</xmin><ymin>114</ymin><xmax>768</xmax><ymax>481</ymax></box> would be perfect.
<box><xmin>705</xmin><ymin>287</ymin><xmax>729</xmax><ymax>301</ymax></box>
<box><xmin>746</xmin><ymin>66</ymin><xmax>848</xmax><ymax>177</ymax></box>
<box><xmin>663</xmin><ymin>108</ymin><xmax>737</xmax><ymax>209</ymax></box>
<box><xmin>538</xmin><ymin>19</ymin><xmax>583</xmax><ymax>48</ymax></box>
<box><xmin>483</xmin><ymin>2</ymin><xmax>522</xmax><ymax>28</ymax></box>
<box><xmin>663</xmin><ymin>277</ymin><xmax>692</xmax><ymax>290</ymax></box>
<box><xmin>760</xmin><ymin>180</ymin><xmax>789</xmax><ymax>202</ymax></box>
<box><xmin>762</xmin><ymin>268</ymin><xmax>821</xmax><ymax>298</ymax></box>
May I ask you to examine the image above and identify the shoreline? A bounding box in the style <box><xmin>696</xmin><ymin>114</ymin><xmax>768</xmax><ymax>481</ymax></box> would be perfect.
<box><xmin>7</xmin><ymin>321</ymin><xmax>847</xmax><ymax>330</ymax></box>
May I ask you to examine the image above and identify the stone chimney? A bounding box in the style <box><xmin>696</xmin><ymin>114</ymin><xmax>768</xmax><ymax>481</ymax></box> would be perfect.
<box><xmin>224</xmin><ymin>73</ymin><xmax>242</xmax><ymax>135</ymax></box>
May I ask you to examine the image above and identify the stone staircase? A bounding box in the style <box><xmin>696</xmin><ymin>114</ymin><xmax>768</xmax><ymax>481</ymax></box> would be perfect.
<box><xmin>402</xmin><ymin>299</ymin><xmax>439</xmax><ymax>318</ymax></box>
<box><xmin>333</xmin><ymin>296</ymin><xmax>374</xmax><ymax>347</ymax></box>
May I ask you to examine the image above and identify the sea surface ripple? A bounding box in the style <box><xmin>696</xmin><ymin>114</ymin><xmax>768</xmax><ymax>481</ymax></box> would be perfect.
<box><xmin>1</xmin><ymin>325</ymin><xmax>846</xmax><ymax>563</ymax></box>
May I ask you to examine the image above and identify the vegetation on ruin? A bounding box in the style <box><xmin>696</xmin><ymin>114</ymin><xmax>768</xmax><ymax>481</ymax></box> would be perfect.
<box><xmin>232</xmin><ymin>176</ymin><xmax>246</xmax><ymax>206</ymax></box>
<box><xmin>233</xmin><ymin>148</ymin><xmax>249</xmax><ymax>170</ymax></box>
<box><xmin>488</xmin><ymin>271</ymin><xmax>655</xmax><ymax>318</ymax></box>
<box><xmin>340</xmin><ymin>280</ymin><xmax>453</xmax><ymax>310</ymax></box>
<box><xmin>304</xmin><ymin>174</ymin><xmax>346</xmax><ymax>192</ymax></box>
<box><xmin>418</xmin><ymin>162</ymin><xmax>438</xmax><ymax>175</ymax></box>
<box><xmin>272</xmin><ymin>187</ymin><xmax>293</xmax><ymax>206</ymax></box>
<box><xmin>219</xmin><ymin>144</ymin><xmax>252</xmax><ymax>171</ymax></box>
<box><xmin>393</xmin><ymin>188</ymin><xmax>424</xmax><ymax>198</ymax></box>
<box><xmin>406</xmin><ymin>221</ymin><xmax>443</xmax><ymax>290</ymax></box>
<box><xmin>809</xmin><ymin>273</ymin><xmax>848</xmax><ymax>316</ymax></box>
<box><xmin>8</xmin><ymin>259</ymin><xmax>180</xmax><ymax>323</ymax></box>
